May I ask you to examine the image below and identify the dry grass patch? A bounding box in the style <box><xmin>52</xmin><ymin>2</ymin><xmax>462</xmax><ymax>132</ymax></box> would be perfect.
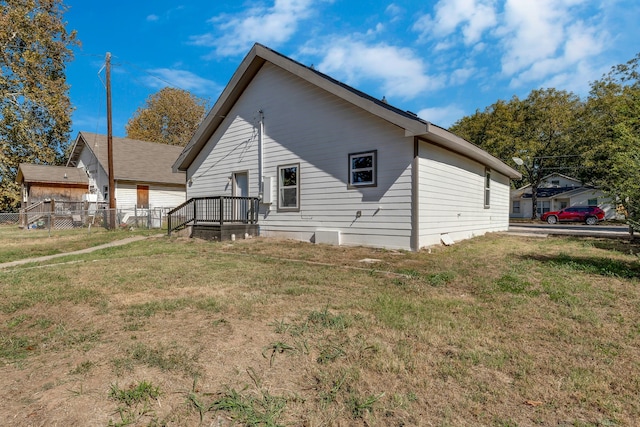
<box><xmin>0</xmin><ymin>233</ymin><xmax>639</xmax><ymax>425</ymax></box>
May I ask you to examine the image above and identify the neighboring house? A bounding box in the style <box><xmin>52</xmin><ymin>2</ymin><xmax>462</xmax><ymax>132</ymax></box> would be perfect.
<box><xmin>510</xmin><ymin>173</ymin><xmax>615</xmax><ymax>219</ymax></box>
<box><xmin>172</xmin><ymin>44</ymin><xmax>521</xmax><ymax>251</ymax></box>
<box><xmin>67</xmin><ymin>132</ymin><xmax>186</xmax><ymax>210</ymax></box>
<box><xmin>17</xmin><ymin>163</ymin><xmax>89</xmax><ymax>206</ymax></box>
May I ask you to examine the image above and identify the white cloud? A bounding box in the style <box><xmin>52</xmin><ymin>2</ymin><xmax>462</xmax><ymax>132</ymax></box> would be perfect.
<box><xmin>413</xmin><ymin>0</ymin><xmax>497</xmax><ymax>45</ymax></box>
<box><xmin>417</xmin><ymin>105</ymin><xmax>466</xmax><ymax>128</ymax></box>
<box><xmin>385</xmin><ymin>3</ymin><xmax>404</xmax><ymax>22</ymax></box>
<box><xmin>145</xmin><ymin>6</ymin><xmax>185</xmax><ymax>23</ymax></box>
<box><xmin>190</xmin><ymin>0</ymin><xmax>314</xmax><ymax>57</ymax></box>
<box><xmin>563</xmin><ymin>21</ymin><xmax>606</xmax><ymax>63</ymax></box>
<box><xmin>499</xmin><ymin>0</ymin><xmax>607</xmax><ymax>87</ymax></box>
<box><xmin>366</xmin><ymin>23</ymin><xmax>385</xmax><ymax>36</ymax></box>
<box><xmin>315</xmin><ymin>39</ymin><xmax>444</xmax><ymax>99</ymax></box>
<box><xmin>449</xmin><ymin>67</ymin><xmax>475</xmax><ymax>85</ymax></box>
<box><xmin>499</xmin><ymin>0</ymin><xmax>568</xmax><ymax>75</ymax></box>
<box><xmin>410</xmin><ymin>0</ymin><xmax>611</xmax><ymax>96</ymax></box>
<box><xmin>146</xmin><ymin>68</ymin><xmax>221</xmax><ymax>94</ymax></box>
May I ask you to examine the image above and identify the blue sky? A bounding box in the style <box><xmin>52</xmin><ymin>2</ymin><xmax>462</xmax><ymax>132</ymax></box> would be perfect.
<box><xmin>64</xmin><ymin>0</ymin><xmax>639</xmax><ymax>140</ymax></box>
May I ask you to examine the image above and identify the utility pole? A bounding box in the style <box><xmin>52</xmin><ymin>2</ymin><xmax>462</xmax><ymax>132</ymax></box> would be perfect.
<box><xmin>106</xmin><ymin>52</ymin><xmax>116</xmax><ymax>229</ymax></box>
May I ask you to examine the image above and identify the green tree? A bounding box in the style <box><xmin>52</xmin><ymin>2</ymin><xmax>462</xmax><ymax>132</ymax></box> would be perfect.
<box><xmin>0</xmin><ymin>0</ymin><xmax>77</xmax><ymax>211</ymax></box>
<box><xmin>450</xmin><ymin>88</ymin><xmax>583</xmax><ymax>219</ymax></box>
<box><xmin>580</xmin><ymin>53</ymin><xmax>640</xmax><ymax>222</ymax></box>
<box><xmin>125</xmin><ymin>87</ymin><xmax>208</xmax><ymax>146</ymax></box>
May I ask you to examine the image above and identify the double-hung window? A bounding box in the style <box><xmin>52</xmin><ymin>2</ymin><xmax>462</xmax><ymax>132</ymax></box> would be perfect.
<box><xmin>278</xmin><ymin>163</ymin><xmax>299</xmax><ymax>211</ymax></box>
<box><xmin>537</xmin><ymin>201</ymin><xmax>550</xmax><ymax>215</ymax></box>
<box><xmin>484</xmin><ymin>168</ymin><xmax>491</xmax><ymax>208</ymax></box>
<box><xmin>348</xmin><ymin>150</ymin><xmax>377</xmax><ymax>188</ymax></box>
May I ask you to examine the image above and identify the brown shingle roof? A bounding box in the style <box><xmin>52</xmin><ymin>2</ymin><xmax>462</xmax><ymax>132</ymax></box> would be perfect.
<box><xmin>68</xmin><ymin>132</ymin><xmax>185</xmax><ymax>185</ymax></box>
<box><xmin>17</xmin><ymin>164</ymin><xmax>89</xmax><ymax>185</ymax></box>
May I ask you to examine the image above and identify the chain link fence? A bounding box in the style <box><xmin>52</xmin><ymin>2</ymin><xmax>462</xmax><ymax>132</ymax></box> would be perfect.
<box><xmin>1</xmin><ymin>207</ymin><xmax>172</xmax><ymax>231</ymax></box>
<box><xmin>0</xmin><ymin>212</ymin><xmax>19</xmax><ymax>226</ymax></box>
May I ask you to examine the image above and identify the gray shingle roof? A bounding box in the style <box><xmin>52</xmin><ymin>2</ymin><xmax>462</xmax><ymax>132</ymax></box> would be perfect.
<box><xmin>174</xmin><ymin>43</ymin><xmax>521</xmax><ymax>180</ymax></box>
<box><xmin>17</xmin><ymin>164</ymin><xmax>89</xmax><ymax>185</ymax></box>
<box><xmin>68</xmin><ymin>132</ymin><xmax>185</xmax><ymax>185</ymax></box>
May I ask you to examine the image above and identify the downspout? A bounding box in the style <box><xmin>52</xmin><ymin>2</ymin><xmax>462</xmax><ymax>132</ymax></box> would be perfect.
<box><xmin>410</xmin><ymin>137</ymin><xmax>420</xmax><ymax>251</ymax></box>
<box><xmin>258</xmin><ymin>110</ymin><xmax>264</xmax><ymax>200</ymax></box>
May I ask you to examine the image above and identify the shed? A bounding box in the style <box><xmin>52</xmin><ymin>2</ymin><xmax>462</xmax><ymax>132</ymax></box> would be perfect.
<box><xmin>17</xmin><ymin>163</ymin><xmax>89</xmax><ymax>207</ymax></box>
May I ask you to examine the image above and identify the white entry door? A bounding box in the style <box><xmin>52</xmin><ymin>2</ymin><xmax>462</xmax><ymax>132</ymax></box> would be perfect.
<box><xmin>233</xmin><ymin>172</ymin><xmax>248</xmax><ymax>197</ymax></box>
<box><xmin>232</xmin><ymin>172</ymin><xmax>249</xmax><ymax>222</ymax></box>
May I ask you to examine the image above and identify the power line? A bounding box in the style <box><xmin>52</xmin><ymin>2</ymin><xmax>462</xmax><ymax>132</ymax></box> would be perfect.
<box><xmin>112</xmin><ymin>55</ymin><xmax>187</xmax><ymax>92</ymax></box>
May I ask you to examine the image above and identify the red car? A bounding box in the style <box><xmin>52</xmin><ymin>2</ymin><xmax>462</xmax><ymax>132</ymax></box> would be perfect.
<box><xmin>540</xmin><ymin>206</ymin><xmax>605</xmax><ymax>225</ymax></box>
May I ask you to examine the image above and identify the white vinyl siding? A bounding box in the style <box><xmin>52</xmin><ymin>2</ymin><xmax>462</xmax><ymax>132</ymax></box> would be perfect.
<box><xmin>186</xmin><ymin>62</ymin><xmax>514</xmax><ymax>250</ymax></box>
<box><xmin>187</xmin><ymin>62</ymin><xmax>414</xmax><ymax>249</ymax></box>
<box><xmin>116</xmin><ymin>182</ymin><xmax>186</xmax><ymax>210</ymax></box>
<box><xmin>188</xmin><ymin>115</ymin><xmax>259</xmax><ymax>198</ymax></box>
<box><xmin>77</xmin><ymin>145</ymin><xmax>108</xmax><ymax>203</ymax></box>
<box><xmin>75</xmin><ymin>143</ymin><xmax>186</xmax><ymax>209</ymax></box>
<box><xmin>148</xmin><ymin>186</ymin><xmax>186</xmax><ymax>209</ymax></box>
<box><xmin>418</xmin><ymin>141</ymin><xmax>510</xmax><ymax>248</ymax></box>
<box><xmin>115</xmin><ymin>184</ymin><xmax>136</xmax><ymax>209</ymax></box>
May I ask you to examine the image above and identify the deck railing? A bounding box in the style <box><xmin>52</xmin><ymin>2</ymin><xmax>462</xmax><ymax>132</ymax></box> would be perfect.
<box><xmin>19</xmin><ymin>200</ymin><xmax>49</xmax><ymax>228</ymax></box>
<box><xmin>167</xmin><ymin>196</ymin><xmax>260</xmax><ymax>235</ymax></box>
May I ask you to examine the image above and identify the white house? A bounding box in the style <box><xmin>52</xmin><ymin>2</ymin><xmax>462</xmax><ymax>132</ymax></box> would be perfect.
<box><xmin>67</xmin><ymin>132</ymin><xmax>186</xmax><ymax>210</ymax></box>
<box><xmin>510</xmin><ymin>173</ymin><xmax>616</xmax><ymax>219</ymax></box>
<box><xmin>172</xmin><ymin>44</ymin><xmax>521</xmax><ymax>250</ymax></box>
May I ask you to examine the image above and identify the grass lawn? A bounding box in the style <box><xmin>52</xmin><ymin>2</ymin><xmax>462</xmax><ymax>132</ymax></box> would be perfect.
<box><xmin>0</xmin><ymin>226</ymin><xmax>157</xmax><ymax>264</ymax></box>
<box><xmin>0</xmin><ymin>230</ymin><xmax>639</xmax><ymax>426</ymax></box>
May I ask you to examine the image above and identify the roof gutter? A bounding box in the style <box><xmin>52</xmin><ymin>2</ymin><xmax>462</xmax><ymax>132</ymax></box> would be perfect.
<box><xmin>416</xmin><ymin>124</ymin><xmax>521</xmax><ymax>180</ymax></box>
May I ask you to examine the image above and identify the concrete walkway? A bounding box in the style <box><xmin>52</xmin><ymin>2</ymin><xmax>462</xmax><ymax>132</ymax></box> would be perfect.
<box><xmin>0</xmin><ymin>235</ymin><xmax>151</xmax><ymax>269</ymax></box>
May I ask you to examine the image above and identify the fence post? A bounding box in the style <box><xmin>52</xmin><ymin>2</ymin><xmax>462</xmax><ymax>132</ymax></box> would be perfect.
<box><xmin>50</xmin><ymin>199</ymin><xmax>55</xmax><ymax>231</ymax></box>
<box><xmin>193</xmin><ymin>199</ymin><xmax>198</xmax><ymax>226</ymax></box>
<box><xmin>220</xmin><ymin>196</ymin><xmax>224</xmax><ymax>225</ymax></box>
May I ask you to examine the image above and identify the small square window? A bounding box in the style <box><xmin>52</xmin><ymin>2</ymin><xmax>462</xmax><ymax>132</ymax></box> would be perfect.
<box><xmin>348</xmin><ymin>150</ymin><xmax>377</xmax><ymax>188</ymax></box>
<box><xmin>278</xmin><ymin>164</ymin><xmax>299</xmax><ymax>211</ymax></box>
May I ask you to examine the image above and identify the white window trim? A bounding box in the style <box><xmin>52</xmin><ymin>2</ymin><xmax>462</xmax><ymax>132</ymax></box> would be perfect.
<box><xmin>277</xmin><ymin>163</ymin><xmax>300</xmax><ymax>212</ymax></box>
<box><xmin>484</xmin><ymin>168</ymin><xmax>491</xmax><ymax>208</ymax></box>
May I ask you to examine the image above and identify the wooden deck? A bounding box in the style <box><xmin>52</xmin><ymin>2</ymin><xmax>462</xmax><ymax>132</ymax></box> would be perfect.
<box><xmin>168</xmin><ymin>196</ymin><xmax>261</xmax><ymax>241</ymax></box>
